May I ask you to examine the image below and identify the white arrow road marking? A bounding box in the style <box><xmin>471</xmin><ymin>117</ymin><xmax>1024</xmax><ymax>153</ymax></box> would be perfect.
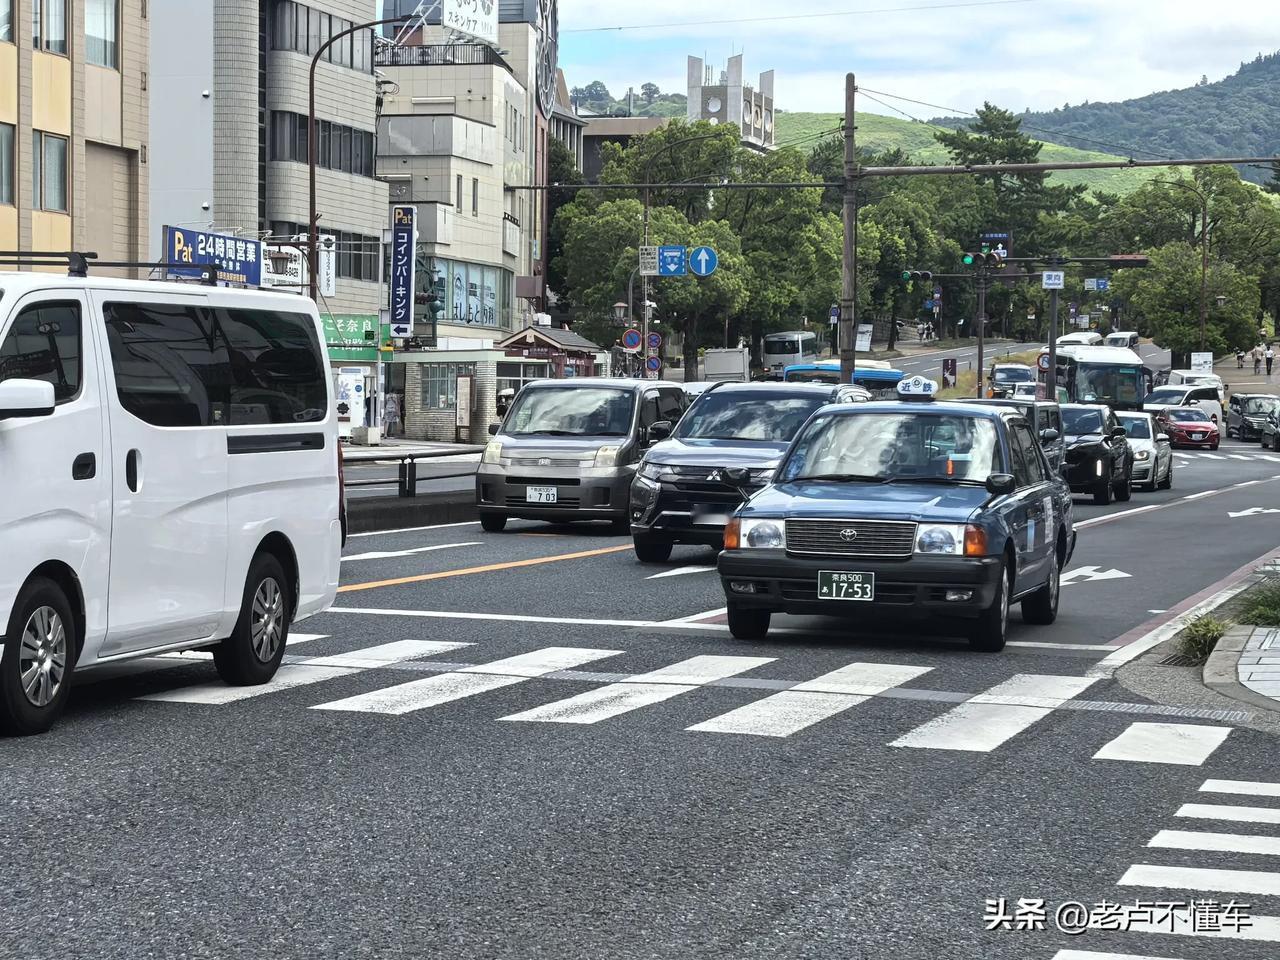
<box><xmin>1228</xmin><ymin>507</ymin><xmax>1280</xmax><ymax>518</ymax></box>
<box><xmin>645</xmin><ymin>565</ymin><xmax>716</xmax><ymax>580</ymax></box>
<box><xmin>342</xmin><ymin>541</ymin><xmax>482</xmax><ymax>562</ymax></box>
<box><xmin>1061</xmin><ymin>565</ymin><xmax>1132</xmax><ymax>585</ymax></box>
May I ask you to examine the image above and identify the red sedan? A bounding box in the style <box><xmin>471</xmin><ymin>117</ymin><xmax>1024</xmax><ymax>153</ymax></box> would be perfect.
<box><xmin>1155</xmin><ymin>408</ymin><xmax>1220</xmax><ymax>450</ymax></box>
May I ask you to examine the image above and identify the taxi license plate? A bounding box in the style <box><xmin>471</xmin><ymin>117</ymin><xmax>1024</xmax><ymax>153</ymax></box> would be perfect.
<box><xmin>818</xmin><ymin>571</ymin><xmax>874</xmax><ymax>601</ymax></box>
<box><xmin>526</xmin><ymin>486</ymin><xmax>557</xmax><ymax>503</ymax></box>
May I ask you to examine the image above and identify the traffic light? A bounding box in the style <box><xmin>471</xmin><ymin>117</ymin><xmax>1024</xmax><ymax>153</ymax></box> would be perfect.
<box><xmin>963</xmin><ymin>251</ymin><xmax>1004</xmax><ymax>267</ymax></box>
<box><xmin>901</xmin><ymin>270</ymin><xmax>933</xmax><ymax>283</ymax></box>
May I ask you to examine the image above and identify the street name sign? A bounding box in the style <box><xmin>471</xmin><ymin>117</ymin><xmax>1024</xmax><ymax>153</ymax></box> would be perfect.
<box><xmin>1042</xmin><ymin>271</ymin><xmax>1065</xmax><ymax>290</ymax></box>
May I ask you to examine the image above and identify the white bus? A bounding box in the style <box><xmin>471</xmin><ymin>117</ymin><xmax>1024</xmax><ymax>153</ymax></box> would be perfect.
<box><xmin>762</xmin><ymin>330</ymin><xmax>818</xmax><ymax>378</ymax></box>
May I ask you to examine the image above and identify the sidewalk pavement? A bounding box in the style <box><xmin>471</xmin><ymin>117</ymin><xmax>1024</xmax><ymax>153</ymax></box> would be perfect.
<box><xmin>1203</xmin><ymin>555</ymin><xmax>1280</xmax><ymax>715</ymax></box>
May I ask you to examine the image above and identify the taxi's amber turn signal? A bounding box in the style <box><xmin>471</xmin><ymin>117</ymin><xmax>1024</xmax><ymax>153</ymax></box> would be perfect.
<box><xmin>724</xmin><ymin>517</ymin><xmax>741</xmax><ymax>550</ymax></box>
<box><xmin>963</xmin><ymin>524</ymin><xmax>987</xmax><ymax>557</ymax></box>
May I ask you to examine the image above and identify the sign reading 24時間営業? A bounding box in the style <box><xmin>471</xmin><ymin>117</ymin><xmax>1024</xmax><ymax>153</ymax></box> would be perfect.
<box><xmin>164</xmin><ymin>226</ymin><xmax>263</xmax><ymax>286</ymax></box>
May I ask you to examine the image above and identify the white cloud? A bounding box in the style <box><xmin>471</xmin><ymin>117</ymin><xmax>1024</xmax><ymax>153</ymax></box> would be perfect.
<box><xmin>558</xmin><ymin>0</ymin><xmax>1280</xmax><ymax>116</ymax></box>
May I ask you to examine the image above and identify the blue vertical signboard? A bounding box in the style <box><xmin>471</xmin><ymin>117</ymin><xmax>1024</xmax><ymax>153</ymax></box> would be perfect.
<box><xmin>389</xmin><ymin>205</ymin><xmax>416</xmax><ymax>338</ymax></box>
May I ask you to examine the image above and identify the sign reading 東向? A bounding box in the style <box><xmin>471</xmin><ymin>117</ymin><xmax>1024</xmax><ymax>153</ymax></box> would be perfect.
<box><xmin>639</xmin><ymin>246</ymin><xmax>659</xmax><ymax>277</ymax></box>
<box><xmin>1042</xmin><ymin>271</ymin><xmax>1065</xmax><ymax>290</ymax></box>
<box><xmin>442</xmin><ymin>0</ymin><xmax>498</xmax><ymax>45</ymax></box>
<box><xmin>658</xmin><ymin>246</ymin><xmax>687</xmax><ymax>276</ymax></box>
<box><xmin>389</xmin><ymin>205</ymin><xmax>416</xmax><ymax>338</ymax></box>
<box><xmin>689</xmin><ymin>245</ymin><xmax>718</xmax><ymax>277</ymax></box>
<box><xmin>164</xmin><ymin>226</ymin><xmax>263</xmax><ymax>286</ymax></box>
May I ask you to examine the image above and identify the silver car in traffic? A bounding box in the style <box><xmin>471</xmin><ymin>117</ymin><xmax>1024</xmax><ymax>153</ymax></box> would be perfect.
<box><xmin>1116</xmin><ymin>411</ymin><xmax>1173</xmax><ymax>491</ymax></box>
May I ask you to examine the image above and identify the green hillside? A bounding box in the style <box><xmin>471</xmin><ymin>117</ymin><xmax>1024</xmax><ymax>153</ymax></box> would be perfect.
<box><xmin>775</xmin><ymin>111</ymin><xmax>1160</xmax><ymax>194</ymax></box>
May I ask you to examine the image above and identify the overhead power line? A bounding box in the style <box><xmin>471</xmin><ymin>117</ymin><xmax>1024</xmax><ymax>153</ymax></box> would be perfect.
<box><xmin>563</xmin><ymin>0</ymin><xmax>1044</xmax><ymax>34</ymax></box>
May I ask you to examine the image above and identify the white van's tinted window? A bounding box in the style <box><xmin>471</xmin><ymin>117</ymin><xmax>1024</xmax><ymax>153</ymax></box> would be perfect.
<box><xmin>217</xmin><ymin>308</ymin><xmax>327</xmax><ymax>424</ymax></box>
<box><xmin>0</xmin><ymin>301</ymin><xmax>80</xmax><ymax>402</ymax></box>
<box><xmin>105</xmin><ymin>302</ymin><xmax>230</xmax><ymax>427</ymax></box>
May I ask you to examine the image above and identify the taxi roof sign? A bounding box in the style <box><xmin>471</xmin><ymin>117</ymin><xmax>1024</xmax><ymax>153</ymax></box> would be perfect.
<box><xmin>897</xmin><ymin>376</ymin><xmax>939</xmax><ymax>401</ymax></box>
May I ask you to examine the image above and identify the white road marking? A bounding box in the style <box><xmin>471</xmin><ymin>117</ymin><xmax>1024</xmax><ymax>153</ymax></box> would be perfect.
<box><xmin>1201</xmin><ymin>779</ymin><xmax>1280</xmax><ymax>798</ymax></box>
<box><xmin>1052</xmin><ymin>952</ymin><xmax>1188</xmax><ymax>960</ymax></box>
<box><xmin>140</xmin><ymin>640</ymin><xmax>468</xmax><ymax>705</ymax></box>
<box><xmin>342</xmin><ymin>542</ymin><xmax>481</xmax><ymax>562</ymax></box>
<box><xmin>289</xmin><ymin>633</ymin><xmax>327</xmax><ymax>645</ymax></box>
<box><xmin>1098</xmin><ymin>905</ymin><xmax>1280</xmax><ymax>942</ymax></box>
<box><xmin>1119</xmin><ymin>864</ymin><xmax>1280</xmax><ymax>897</ymax></box>
<box><xmin>1228</xmin><ymin>454</ymin><xmax>1254</xmax><ymax>460</ymax></box>
<box><xmin>1061</xmin><ymin>565</ymin><xmax>1131</xmax><ymax>585</ymax></box>
<box><xmin>1177</xmin><ymin>803</ymin><xmax>1280</xmax><ymax>825</ymax></box>
<box><xmin>348</xmin><ymin>520</ymin><xmax>481</xmax><ymax>538</ymax></box>
<box><xmin>501</xmin><ymin>655</ymin><xmax>774</xmax><ymax>725</ymax></box>
<box><xmin>1228</xmin><ymin>507</ymin><xmax>1280</xmax><ymax>518</ymax></box>
<box><xmin>312</xmin><ymin>646</ymin><xmax>621</xmax><ymax>715</ymax></box>
<box><xmin>1149</xmin><ymin>829</ymin><xmax>1280</xmax><ymax>857</ymax></box>
<box><xmin>1198</xmin><ymin>453</ymin><xmax>1227</xmax><ymax>460</ymax></box>
<box><xmin>645</xmin><ymin>565</ymin><xmax>716</xmax><ymax>580</ymax></box>
<box><xmin>1092</xmin><ymin>722</ymin><xmax>1232</xmax><ymax>765</ymax></box>
<box><xmin>1147</xmin><ymin>609</ymin><xmax>1167</xmax><ymax>614</ymax></box>
<box><xmin>687</xmin><ymin>662</ymin><xmax>931</xmax><ymax>737</ymax></box>
<box><xmin>662</xmin><ymin>606</ymin><xmax>728</xmax><ymax>623</ymax></box>
<box><xmin>1260</xmin><ymin>455</ymin><xmax>1280</xmax><ymax>463</ymax></box>
<box><xmin>890</xmin><ymin>674</ymin><xmax>1097</xmax><ymax>752</ymax></box>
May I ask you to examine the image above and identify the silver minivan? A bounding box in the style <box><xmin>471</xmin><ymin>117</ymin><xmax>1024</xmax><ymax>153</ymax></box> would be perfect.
<box><xmin>476</xmin><ymin>378</ymin><xmax>686</xmax><ymax>532</ymax></box>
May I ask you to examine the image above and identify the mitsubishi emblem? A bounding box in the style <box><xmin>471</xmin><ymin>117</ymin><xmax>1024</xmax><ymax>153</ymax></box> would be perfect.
<box><xmin>707</xmin><ymin>470</ymin><xmax>722</xmax><ymax>482</ymax></box>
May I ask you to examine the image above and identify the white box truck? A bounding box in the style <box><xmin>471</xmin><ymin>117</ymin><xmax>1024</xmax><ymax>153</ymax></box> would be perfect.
<box><xmin>702</xmin><ymin>347</ymin><xmax>751</xmax><ymax>382</ymax></box>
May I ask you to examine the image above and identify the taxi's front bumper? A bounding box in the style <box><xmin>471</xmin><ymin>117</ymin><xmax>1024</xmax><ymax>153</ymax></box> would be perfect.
<box><xmin>717</xmin><ymin>550</ymin><xmax>1004</xmax><ymax>619</ymax></box>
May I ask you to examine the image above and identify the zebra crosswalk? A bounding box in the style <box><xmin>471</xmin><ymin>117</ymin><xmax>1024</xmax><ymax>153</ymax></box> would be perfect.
<box><xmin>1045</xmin><ymin>778</ymin><xmax>1280</xmax><ymax>959</ymax></box>
<box><xmin>1173</xmin><ymin>450</ymin><xmax>1280</xmax><ymax>463</ymax></box>
<box><xmin>126</xmin><ymin>639</ymin><xmax>1240</xmax><ymax>764</ymax></box>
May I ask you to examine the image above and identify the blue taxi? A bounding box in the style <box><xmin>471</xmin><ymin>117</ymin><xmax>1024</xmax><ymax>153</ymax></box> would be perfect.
<box><xmin>716</xmin><ymin>377</ymin><xmax>1076</xmax><ymax>651</ymax></box>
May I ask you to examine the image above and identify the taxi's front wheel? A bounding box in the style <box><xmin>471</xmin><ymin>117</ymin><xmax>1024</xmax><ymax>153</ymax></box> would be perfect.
<box><xmin>968</xmin><ymin>562</ymin><xmax>1009</xmax><ymax>653</ymax></box>
<box><xmin>727</xmin><ymin>605</ymin><xmax>770</xmax><ymax>641</ymax></box>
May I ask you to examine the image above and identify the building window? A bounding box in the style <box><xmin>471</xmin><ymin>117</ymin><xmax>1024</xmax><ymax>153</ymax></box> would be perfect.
<box><xmin>456</xmin><ymin>174</ymin><xmax>463</xmax><ymax>211</ymax></box>
<box><xmin>269</xmin><ymin>222</ymin><xmax>379</xmax><ymax>283</ymax></box>
<box><xmin>420</xmin><ymin>362</ymin><xmax>475</xmax><ymax>411</ymax></box>
<box><xmin>0</xmin><ymin>0</ymin><xmax>11</xmax><ymax>43</ymax></box>
<box><xmin>472</xmin><ymin>178</ymin><xmax>479</xmax><ymax>216</ymax></box>
<box><xmin>32</xmin><ymin>0</ymin><xmax>66</xmax><ymax>54</ymax></box>
<box><xmin>271</xmin><ymin>0</ymin><xmax>372</xmax><ymax>74</ymax></box>
<box><xmin>0</xmin><ymin>124</ymin><xmax>12</xmax><ymax>205</ymax></box>
<box><xmin>32</xmin><ymin>131</ymin><xmax>67</xmax><ymax>212</ymax></box>
<box><xmin>86</xmin><ymin>0</ymin><xmax>118</xmax><ymax>68</ymax></box>
<box><xmin>269</xmin><ymin>111</ymin><xmax>374</xmax><ymax>177</ymax></box>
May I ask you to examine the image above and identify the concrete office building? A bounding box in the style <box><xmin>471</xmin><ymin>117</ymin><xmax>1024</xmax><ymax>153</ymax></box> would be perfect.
<box><xmin>687</xmin><ymin>54</ymin><xmax>774</xmax><ymax>151</ymax></box>
<box><xmin>0</xmin><ymin>0</ymin><xmax>149</xmax><ymax>270</ymax></box>
<box><xmin>373</xmin><ymin>0</ymin><xmax>561</xmax><ymax>442</ymax></box>
<box><xmin>149</xmin><ymin>0</ymin><xmax>388</xmax><ymax>383</ymax></box>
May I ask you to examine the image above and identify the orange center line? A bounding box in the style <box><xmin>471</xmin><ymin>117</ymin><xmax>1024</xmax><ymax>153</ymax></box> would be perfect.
<box><xmin>338</xmin><ymin>544</ymin><xmax>633</xmax><ymax>593</ymax></box>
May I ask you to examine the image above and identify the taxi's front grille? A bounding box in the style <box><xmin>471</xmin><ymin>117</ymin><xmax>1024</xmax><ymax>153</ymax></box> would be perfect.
<box><xmin>506</xmin><ymin>476</ymin><xmax>582</xmax><ymax>486</ymax></box>
<box><xmin>511</xmin><ymin>458</ymin><xmax>587</xmax><ymax>468</ymax></box>
<box><xmin>785</xmin><ymin>519</ymin><xmax>917</xmax><ymax>558</ymax></box>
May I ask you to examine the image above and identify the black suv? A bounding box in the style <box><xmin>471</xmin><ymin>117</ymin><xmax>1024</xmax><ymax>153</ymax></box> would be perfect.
<box><xmin>1227</xmin><ymin>394</ymin><xmax>1280</xmax><ymax>442</ymax></box>
<box><xmin>629</xmin><ymin>382</ymin><xmax>846</xmax><ymax>562</ymax></box>
<box><xmin>1060</xmin><ymin>403</ymin><xmax>1134</xmax><ymax>505</ymax></box>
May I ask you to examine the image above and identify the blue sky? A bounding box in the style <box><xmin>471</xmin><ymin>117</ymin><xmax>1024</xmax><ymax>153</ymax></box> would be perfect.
<box><xmin>558</xmin><ymin>0</ymin><xmax>1277</xmax><ymax>118</ymax></box>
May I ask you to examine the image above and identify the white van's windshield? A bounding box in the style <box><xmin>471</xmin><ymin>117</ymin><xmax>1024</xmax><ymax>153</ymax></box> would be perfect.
<box><xmin>504</xmin><ymin>387</ymin><xmax>635</xmax><ymax>437</ymax></box>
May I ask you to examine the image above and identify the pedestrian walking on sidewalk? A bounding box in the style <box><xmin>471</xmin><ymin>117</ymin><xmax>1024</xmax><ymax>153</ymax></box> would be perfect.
<box><xmin>1267</xmin><ymin>344</ymin><xmax>1275</xmax><ymax>377</ymax></box>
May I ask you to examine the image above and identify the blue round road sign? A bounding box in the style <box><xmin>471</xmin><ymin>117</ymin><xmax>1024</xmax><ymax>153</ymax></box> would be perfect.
<box><xmin>645</xmin><ymin>356</ymin><xmax>662</xmax><ymax>371</ymax></box>
<box><xmin>647</xmin><ymin>332</ymin><xmax>663</xmax><ymax>350</ymax></box>
<box><xmin>622</xmin><ymin>328</ymin><xmax>642</xmax><ymax>350</ymax></box>
<box><xmin>689</xmin><ymin>245</ymin><xmax>718</xmax><ymax>277</ymax></box>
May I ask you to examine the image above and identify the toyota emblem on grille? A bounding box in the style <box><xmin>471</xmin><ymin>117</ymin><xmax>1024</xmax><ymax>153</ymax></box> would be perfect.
<box><xmin>538</xmin><ymin>458</ymin><xmax>552</xmax><ymax>466</ymax></box>
<box><xmin>839</xmin><ymin>528</ymin><xmax>859</xmax><ymax>542</ymax></box>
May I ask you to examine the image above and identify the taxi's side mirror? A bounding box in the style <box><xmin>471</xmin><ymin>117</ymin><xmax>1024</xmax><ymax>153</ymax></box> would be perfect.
<box><xmin>985</xmin><ymin>473</ymin><xmax>1016</xmax><ymax>496</ymax></box>
<box><xmin>647</xmin><ymin>420</ymin><xmax>672</xmax><ymax>443</ymax></box>
<box><xmin>722</xmin><ymin>467</ymin><xmax>752</xmax><ymax>486</ymax></box>
<box><xmin>1111</xmin><ymin>426</ymin><xmax>1127</xmax><ymax>439</ymax></box>
<box><xmin>488</xmin><ymin>423</ymin><xmax>500</xmax><ymax>436</ymax></box>
<box><xmin>1039</xmin><ymin>428</ymin><xmax>1060</xmax><ymax>442</ymax></box>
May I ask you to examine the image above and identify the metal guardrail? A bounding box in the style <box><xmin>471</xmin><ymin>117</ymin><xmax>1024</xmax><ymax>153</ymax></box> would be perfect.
<box><xmin>342</xmin><ymin>445</ymin><xmax>484</xmax><ymax>498</ymax></box>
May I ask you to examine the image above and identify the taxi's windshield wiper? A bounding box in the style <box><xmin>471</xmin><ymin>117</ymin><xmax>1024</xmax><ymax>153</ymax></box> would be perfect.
<box><xmin>792</xmin><ymin>473</ymin><xmax>889</xmax><ymax>483</ymax></box>
<box><xmin>888</xmin><ymin>476</ymin><xmax>987</xmax><ymax>486</ymax></box>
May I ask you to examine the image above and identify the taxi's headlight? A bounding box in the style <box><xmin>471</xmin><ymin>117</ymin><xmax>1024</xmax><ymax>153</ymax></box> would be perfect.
<box><xmin>1134</xmin><ymin>450</ymin><xmax>1151</xmax><ymax>461</ymax></box>
<box><xmin>915</xmin><ymin>523</ymin><xmax>966</xmax><ymax>555</ymax></box>
<box><xmin>741</xmin><ymin>518</ymin><xmax>786</xmax><ymax>549</ymax></box>
<box><xmin>595</xmin><ymin>444</ymin><xmax>624</xmax><ymax>467</ymax></box>
<box><xmin>638</xmin><ymin>461</ymin><xmax>666</xmax><ymax>482</ymax></box>
<box><xmin>482</xmin><ymin>441</ymin><xmax>503</xmax><ymax>464</ymax></box>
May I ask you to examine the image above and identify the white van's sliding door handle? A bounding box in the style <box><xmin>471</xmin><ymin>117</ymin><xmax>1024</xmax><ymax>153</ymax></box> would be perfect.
<box><xmin>72</xmin><ymin>452</ymin><xmax>96</xmax><ymax>481</ymax></box>
<box><xmin>125</xmin><ymin>449</ymin><xmax>141</xmax><ymax>493</ymax></box>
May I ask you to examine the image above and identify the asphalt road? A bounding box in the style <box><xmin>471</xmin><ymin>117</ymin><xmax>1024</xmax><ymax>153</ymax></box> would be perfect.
<box><xmin>4</xmin><ymin>439</ymin><xmax>1279</xmax><ymax>960</ymax></box>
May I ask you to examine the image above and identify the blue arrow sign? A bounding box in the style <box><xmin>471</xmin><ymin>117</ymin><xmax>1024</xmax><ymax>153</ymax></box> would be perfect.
<box><xmin>658</xmin><ymin>246</ymin><xmax>687</xmax><ymax>276</ymax></box>
<box><xmin>1096</xmin><ymin>278</ymin><xmax>1110</xmax><ymax>291</ymax></box>
<box><xmin>689</xmin><ymin>245</ymin><xmax>718</xmax><ymax>277</ymax></box>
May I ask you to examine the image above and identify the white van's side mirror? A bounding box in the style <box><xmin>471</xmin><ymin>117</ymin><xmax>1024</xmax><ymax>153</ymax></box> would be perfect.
<box><xmin>0</xmin><ymin>379</ymin><xmax>56</xmax><ymax>420</ymax></box>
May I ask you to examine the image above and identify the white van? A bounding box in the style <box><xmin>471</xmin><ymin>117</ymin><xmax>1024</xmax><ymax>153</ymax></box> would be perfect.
<box><xmin>0</xmin><ymin>273</ymin><xmax>342</xmax><ymax>734</ymax></box>
<box><xmin>1057</xmin><ymin>331</ymin><xmax>1104</xmax><ymax>348</ymax></box>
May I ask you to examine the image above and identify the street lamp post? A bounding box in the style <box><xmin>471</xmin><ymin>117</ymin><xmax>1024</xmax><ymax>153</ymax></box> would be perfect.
<box><xmin>309</xmin><ymin>16</ymin><xmax>411</xmax><ymax>303</ymax></box>
<box><xmin>1153</xmin><ymin>178</ymin><xmax>1210</xmax><ymax>352</ymax></box>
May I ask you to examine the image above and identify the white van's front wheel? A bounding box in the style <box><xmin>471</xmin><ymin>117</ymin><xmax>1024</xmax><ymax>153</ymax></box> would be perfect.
<box><xmin>0</xmin><ymin>578</ymin><xmax>76</xmax><ymax>736</ymax></box>
<box><xmin>214</xmin><ymin>554</ymin><xmax>291</xmax><ymax>686</ymax></box>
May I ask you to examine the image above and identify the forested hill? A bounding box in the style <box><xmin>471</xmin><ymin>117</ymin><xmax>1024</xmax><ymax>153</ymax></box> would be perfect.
<box><xmin>938</xmin><ymin>52</ymin><xmax>1280</xmax><ymax>184</ymax></box>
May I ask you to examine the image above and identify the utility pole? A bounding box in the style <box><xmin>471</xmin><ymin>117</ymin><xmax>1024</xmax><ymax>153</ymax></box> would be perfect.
<box><xmin>839</xmin><ymin>73</ymin><xmax>858</xmax><ymax>385</ymax></box>
<box><xmin>1045</xmin><ymin>253</ymin><xmax>1064</xmax><ymax>398</ymax></box>
<box><xmin>975</xmin><ymin>270</ymin><xmax>989</xmax><ymax>398</ymax></box>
